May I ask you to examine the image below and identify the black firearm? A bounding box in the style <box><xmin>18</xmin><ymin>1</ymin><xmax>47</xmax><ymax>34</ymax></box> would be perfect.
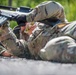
<box><xmin>0</xmin><ymin>5</ymin><xmax>32</xmax><ymax>26</ymax></box>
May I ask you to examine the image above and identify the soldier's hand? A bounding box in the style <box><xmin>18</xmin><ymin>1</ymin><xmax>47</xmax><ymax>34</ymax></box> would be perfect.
<box><xmin>16</xmin><ymin>15</ymin><xmax>27</xmax><ymax>26</ymax></box>
<box><xmin>2</xmin><ymin>51</ymin><xmax>14</xmax><ymax>57</ymax></box>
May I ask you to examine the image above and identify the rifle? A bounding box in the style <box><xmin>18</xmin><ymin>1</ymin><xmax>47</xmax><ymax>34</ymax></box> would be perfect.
<box><xmin>0</xmin><ymin>5</ymin><xmax>32</xmax><ymax>26</ymax></box>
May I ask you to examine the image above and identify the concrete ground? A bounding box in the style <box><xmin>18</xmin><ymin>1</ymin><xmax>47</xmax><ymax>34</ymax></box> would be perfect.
<box><xmin>0</xmin><ymin>57</ymin><xmax>76</xmax><ymax>75</ymax></box>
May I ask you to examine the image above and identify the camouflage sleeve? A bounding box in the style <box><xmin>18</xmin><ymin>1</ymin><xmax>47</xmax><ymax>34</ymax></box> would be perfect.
<box><xmin>0</xmin><ymin>45</ymin><xmax>6</xmax><ymax>55</ymax></box>
<box><xmin>26</xmin><ymin>1</ymin><xmax>66</xmax><ymax>22</ymax></box>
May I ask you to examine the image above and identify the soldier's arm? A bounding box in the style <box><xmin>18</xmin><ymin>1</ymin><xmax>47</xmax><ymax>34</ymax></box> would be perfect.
<box><xmin>26</xmin><ymin>1</ymin><xmax>64</xmax><ymax>22</ymax></box>
<box><xmin>16</xmin><ymin>1</ymin><xmax>66</xmax><ymax>27</ymax></box>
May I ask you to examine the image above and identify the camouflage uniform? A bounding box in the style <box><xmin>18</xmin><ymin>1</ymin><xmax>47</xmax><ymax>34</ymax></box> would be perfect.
<box><xmin>1</xmin><ymin>1</ymin><xmax>76</xmax><ymax>63</ymax></box>
<box><xmin>24</xmin><ymin>1</ymin><xmax>76</xmax><ymax>62</ymax></box>
<box><xmin>0</xmin><ymin>44</ymin><xmax>7</xmax><ymax>55</ymax></box>
<box><xmin>26</xmin><ymin>21</ymin><xmax>76</xmax><ymax>63</ymax></box>
<box><xmin>0</xmin><ymin>22</ymin><xmax>27</xmax><ymax>58</ymax></box>
<box><xmin>38</xmin><ymin>21</ymin><xmax>76</xmax><ymax>62</ymax></box>
<box><xmin>26</xmin><ymin>1</ymin><xmax>67</xmax><ymax>23</ymax></box>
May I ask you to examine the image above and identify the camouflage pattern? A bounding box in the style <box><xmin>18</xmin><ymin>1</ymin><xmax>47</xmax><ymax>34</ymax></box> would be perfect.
<box><xmin>0</xmin><ymin>23</ymin><xmax>27</xmax><ymax>57</ymax></box>
<box><xmin>61</xmin><ymin>21</ymin><xmax>76</xmax><ymax>39</ymax></box>
<box><xmin>25</xmin><ymin>1</ymin><xmax>68</xmax><ymax>58</ymax></box>
<box><xmin>39</xmin><ymin>36</ymin><xmax>76</xmax><ymax>62</ymax></box>
<box><xmin>0</xmin><ymin>1</ymin><xmax>76</xmax><ymax>63</ymax></box>
<box><xmin>0</xmin><ymin>44</ymin><xmax>7</xmax><ymax>54</ymax></box>
<box><xmin>23</xmin><ymin>1</ymin><xmax>76</xmax><ymax>62</ymax></box>
<box><xmin>22</xmin><ymin>20</ymin><xmax>76</xmax><ymax>62</ymax></box>
<box><xmin>26</xmin><ymin>1</ymin><xmax>67</xmax><ymax>23</ymax></box>
<box><xmin>27</xmin><ymin>22</ymin><xmax>60</xmax><ymax>56</ymax></box>
<box><xmin>38</xmin><ymin>21</ymin><xmax>76</xmax><ymax>62</ymax></box>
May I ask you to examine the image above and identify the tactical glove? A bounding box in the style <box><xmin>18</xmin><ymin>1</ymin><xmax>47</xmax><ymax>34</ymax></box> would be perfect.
<box><xmin>16</xmin><ymin>15</ymin><xmax>27</xmax><ymax>26</ymax></box>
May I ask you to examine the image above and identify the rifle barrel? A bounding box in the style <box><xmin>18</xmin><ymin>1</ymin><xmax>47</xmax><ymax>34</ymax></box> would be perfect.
<box><xmin>0</xmin><ymin>5</ymin><xmax>17</xmax><ymax>11</ymax></box>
